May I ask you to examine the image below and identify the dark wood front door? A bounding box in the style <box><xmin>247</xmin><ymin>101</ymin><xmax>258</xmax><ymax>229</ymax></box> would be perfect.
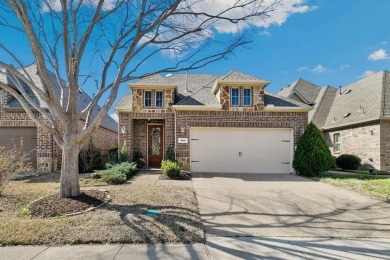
<box><xmin>147</xmin><ymin>125</ymin><xmax>164</xmax><ymax>167</ymax></box>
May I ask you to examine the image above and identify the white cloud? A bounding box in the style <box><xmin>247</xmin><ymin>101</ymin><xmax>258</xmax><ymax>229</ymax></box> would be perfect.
<box><xmin>382</xmin><ymin>41</ymin><xmax>388</xmax><ymax>44</ymax></box>
<box><xmin>297</xmin><ymin>66</ymin><xmax>309</xmax><ymax>72</ymax></box>
<box><xmin>198</xmin><ymin>0</ymin><xmax>317</xmax><ymax>34</ymax></box>
<box><xmin>360</xmin><ymin>70</ymin><xmax>376</xmax><ymax>78</ymax></box>
<box><xmin>311</xmin><ymin>64</ymin><xmax>327</xmax><ymax>73</ymax></box>
<box><xmin>368</xmin><ymin>49</ymin><xmax>390</xmax><ymax>61</ymax></box>
<box><xmin>41</xmin><ymin>0</ymin><xmax>117</xmax><ymax>12</ymax></box>
<box><xmin>110</xmin><ymin>113</ymin><xmax>119</xmax><ymax>123</ymax></box>
<box><xmin>339</xmin><ymin>64</ymin><xmax>349</xmax><ymax>70</ymax></box>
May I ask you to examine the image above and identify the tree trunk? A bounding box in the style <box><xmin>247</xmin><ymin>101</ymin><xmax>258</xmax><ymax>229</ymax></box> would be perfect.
<box><xmin>59</xmin><ymin>141</ymin><xmax>81</xmax><ymax>198</ymax></box>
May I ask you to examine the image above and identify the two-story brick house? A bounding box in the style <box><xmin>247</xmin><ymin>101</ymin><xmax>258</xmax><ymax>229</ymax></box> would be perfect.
<box><xmin>0</xmin><ymin>64</ymin><xmax>118</xmax><ymax>172</ymax></box>
<box><xmin>278</xmin><ymin>71</ymin><xmax>390</xmax><ymax>171</ymax></box>
<box><xmin>116</xmin><ymin>70</ymin><xmax>311</xmax><ymax>174</ymax></box>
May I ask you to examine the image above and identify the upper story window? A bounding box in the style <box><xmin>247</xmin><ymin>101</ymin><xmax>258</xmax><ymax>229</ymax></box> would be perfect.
<box><xmin>144</xmin><ymin>90</ymin><xmax>152</xmax><ymax>107</ymax></box>
<box><xmin>243</xmin><ymin>88</ymin><xmax>251</xmax><ymax>106</ymax></box>
<box><xmin>155</xmin><ymin>91</ymin><xmax>163</xmax><ymax>108</ymax></box>
<box><xmin>334</xmin><ymin>133</ymin><xmax>340</xmax><ymax>152</ymax></box>
<box><xmin>231</xmin><ymin>88</ymin><xmax>240</xmax><ymax>106</ymax></box>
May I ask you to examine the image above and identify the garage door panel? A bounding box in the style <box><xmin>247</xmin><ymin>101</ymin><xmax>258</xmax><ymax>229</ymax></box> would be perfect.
<box><xmin>0</xmin><ymin>127</ymin><xmax>37</xmax><ymax>169</ymax></box>
<box><xmin>190</xmin><ymin>127</ymin><xmax>292</xmax><ymax>174</ymax></box>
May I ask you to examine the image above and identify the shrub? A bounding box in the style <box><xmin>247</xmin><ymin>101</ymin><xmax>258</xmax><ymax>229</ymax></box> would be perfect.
<box><xmin>165</xmin><ymin>146</ymin><xmax>175</xmax><ymax>162</ymax></box>
<box><xmin>113</xmin><ymin>162</ymin><xmax>137</xmax><ymax>178</ymax></box>
<box><xmin>97</xmin><ymin>162</ymin><xmax>137</xmax><ymax>184</ymax></box>
<box><xmin>97</xmin><ymin>168</ymin><xmax>126</xmax><ymax>184</ymax></box>
<box><xmin>293</xmin><ymin>122</ymin><xmax>334</xmax><ymax>176</ymax></box>
<box><xmin>161</xmin><ymin>160</ymin><xmax>181</xmax><ymax>178</ymax></box>
<box><xmin>79</xmin><ymin>139</ymin><xmax>103</xmax><ymax>173</ymax></box>
<box><xmin>336</xmin><ymin>154</ymin><xmax>361</xmax><ymax>170</ymax></box>
<box><xmin>0</xmin><ymin>145</ymin><xmax>34</xmax><ymax>196</ymax></box>
<box><xmin>107</xmin><ymin>147</ymin><xmax>119</xmax><ymax>164</ymax></box>
<box><xmin>119</xmin><ymin>141</ymin><xmax>128</xmax><ymax>163</ymax></box>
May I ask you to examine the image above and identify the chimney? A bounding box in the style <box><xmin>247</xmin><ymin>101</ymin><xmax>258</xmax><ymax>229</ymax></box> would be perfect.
<box><xmin>339</xmin><ymin>86</ymin><xmax>342</xmax><ymax>95</ymax></box>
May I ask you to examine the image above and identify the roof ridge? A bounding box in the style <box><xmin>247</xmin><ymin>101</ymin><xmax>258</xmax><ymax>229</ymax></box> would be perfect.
<box><xmin>221</xmin><ymin>70</ymin><xmax>236</xmax><ymax>80</ymax></box>
<box><xmin>177</xmin><ymin>75</ymin><xmax>220</xmax><ymax>103</ymax></box>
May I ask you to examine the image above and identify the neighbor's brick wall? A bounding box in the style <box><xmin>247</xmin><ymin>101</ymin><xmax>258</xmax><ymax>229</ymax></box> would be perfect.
<box><xmin>323</xmin><ymin>122</ymin><xmax>381</xmax><ymax>169</ymax></box>
<box><xmin>175</xmin><ymin>110</ymin><xmax>308</xmax><ymax>159</ymax></box>
<box><xmin>380</xmin><ymin>120</ymin><xmax>390</xmax><ymax>171</ymax></box>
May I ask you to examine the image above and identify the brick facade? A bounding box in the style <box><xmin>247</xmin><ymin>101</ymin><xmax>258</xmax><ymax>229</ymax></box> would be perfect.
<box><xmin>119</xmin><ymin>110</ymin><xmax>308</xmax><ymax>170</ymax></box>
<box><xmin>0</xmin><ymin>104</ymin><xmax>118</xmax><ymax>173</ymax></box>
<box><xmin>323</xmin><ymin>122</ymin><xmax>382</xmax><ymax>170</ymax></box>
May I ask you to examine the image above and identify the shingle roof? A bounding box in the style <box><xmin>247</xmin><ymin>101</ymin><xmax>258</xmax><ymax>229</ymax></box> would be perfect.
<box><xmin>117</xmin><ymin>70</ymin><xmax>308</xmax><ymax>109</ymax></box>
<box><xmin>322</xmin><ymin>71</ymin><xmax>387</xmax><ymax>129</ymax></box>
<box><xmin>221</xmin><ymin>70</ymin><xmax>266</xmax><ymax>81</ymax></box>
<box><xmin>278</xmin><ymin>78</ymin><xmax>321</xmax><ymax>104</ymax></box>
<box><xmin>1</xmin><ymin>64</ymin><xmax>118</xmax><ymax>132</ymax></box>
<box><xmin>310</xmin><ymin>85</ymin><xmax>337</xmax><ymax>129</ymax></box>
<box><xmin>264</xmin><ymin>91</ymin><xmax>311</xmax><ymax>108</ymax></box>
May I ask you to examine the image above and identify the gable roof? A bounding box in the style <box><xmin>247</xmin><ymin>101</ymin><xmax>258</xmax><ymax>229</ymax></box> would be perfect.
<box><xmin>322</xmin><ymin>71</ymin><xmax>389</xmax><ymax>130</ymax></box>
<box><xmin>278</xmin><ymin>78</ymin><xmax>321</xmax><ymax>105</ymax></box>
<box><xmin>116</xmin><ymin>70</ymin><xmax>310</xmax><ymax>110</ymax></box>
<box><xmin>1</xmin><ymin>63</ymin><xmax>118</xmax><ymax>132</ymax></box>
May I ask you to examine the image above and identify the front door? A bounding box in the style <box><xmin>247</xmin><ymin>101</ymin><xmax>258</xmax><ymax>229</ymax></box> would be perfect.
<box><xmin>147</xmin><ymin>125</ymin><xmax>164</xmax><ymax>167</ymax></box>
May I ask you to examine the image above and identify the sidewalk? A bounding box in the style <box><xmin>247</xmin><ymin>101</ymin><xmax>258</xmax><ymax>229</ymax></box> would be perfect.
<box><xmin>2</xmin><ymin>237</ymin><xmax>390</xmax><ymax>260</ymax></box>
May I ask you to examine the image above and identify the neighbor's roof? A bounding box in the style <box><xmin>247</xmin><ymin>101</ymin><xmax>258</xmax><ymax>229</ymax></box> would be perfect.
<box><xmin>1</xmin><ymin>63</ymin><xmax>118</xmax><ymax>132</ymax></box>
<box><xmin>322</xmin><ymin>71</ymin><xmax>390</xmax><ymax>130</ymax></box>
<box><xmin>116</xmin><ymin>70</ymin><xmax>310</xmax><ymax>109</ymax></box>
<box><xmin>278</xmin><ymin>78</ymin><xmax>321</xmax><ymax>104</ymax></box>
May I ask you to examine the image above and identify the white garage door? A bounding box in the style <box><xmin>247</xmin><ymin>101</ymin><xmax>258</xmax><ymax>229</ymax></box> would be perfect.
<box><xmin>190</xmin><ymin>127</ymin><xmax>293</xmax><ymax>174</ymax></box>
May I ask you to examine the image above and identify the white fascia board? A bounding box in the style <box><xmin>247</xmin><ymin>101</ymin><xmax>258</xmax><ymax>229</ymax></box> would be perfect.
<box><xmin>172</xmin><ymin>105</ymin><xmax>222</xmax><ymax>111</ymax></box>
<box><xmin>263</xmin><ymin>106</ymin><xmax>312</xmax><ymax>112</ymax></box>
<box><xmin>212</xmin><ymin>80</ymin><xmax>270</xmax><ymax>94</ymax></box>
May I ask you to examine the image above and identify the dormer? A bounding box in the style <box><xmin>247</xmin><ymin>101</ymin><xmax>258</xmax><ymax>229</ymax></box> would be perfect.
<box><xmin>130</xmin><ymin>83</ymin><xmax>177</xmax><ymax>112</ymax></box>
<box><xmin>211</xmin><ymin>71</ymin><xmax>270</xmax><ymax>111</ymax></box>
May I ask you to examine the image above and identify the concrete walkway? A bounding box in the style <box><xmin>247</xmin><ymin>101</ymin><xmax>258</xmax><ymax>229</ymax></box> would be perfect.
<box><xmin>2</xmin><ymin>238</ymin><xmax>390</xmax><ymax>259</ymax></box>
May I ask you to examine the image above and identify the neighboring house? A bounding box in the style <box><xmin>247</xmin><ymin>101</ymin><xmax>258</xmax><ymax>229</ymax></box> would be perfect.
<box><xmin>278</xmin><ymin>71</ymin><xmax>390</xmax><ymax>171</ymax></box>
<box><xmin>115</xmin><ymin>70</ymin><xmax>311</xmax><ymax>174</ymax></box>
<box><xmin>0</xmin><ymin>64</ymin><xmax>118</xmax><ymax>172</ymax></box>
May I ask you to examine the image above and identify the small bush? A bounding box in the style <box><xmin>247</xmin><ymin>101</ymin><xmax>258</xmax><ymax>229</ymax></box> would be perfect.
<box><xmin>165</xmin><ymin>146</ymin><xmax>175</xmax><ymax>162</ymax></box>
<box><xmin>0</xmin><ymin>145</ymin><xmax>34</xmax><ymax>196</ymax></box>
<box><xmin>293</xmin><ymin>122</ymin><xmax>334</xmax><ymax>176</ymax></box>
<box><xmin>113</xmin><ymin>162</ymin><xmax>137</xmax><ymax>178</ymax></box>
<box><xmin>161</xmin><ymin>160</ymin><xmax>181</xmax><ymax>178</ymax></box>
<box><xmin>336</xmin><ymin>154</ymin><xmax>361</xmax><ymax>170</ymax></box>
<box><xmin>119</xmin><ymin>141</ymin><xmax>128</xmax><ymax>163</ymax></box>
<box><xmin>79</xmin><ymin>139</ymin><xmax>103</xmax><ymax>173</ymax></box>
<box><xmin>97</xmin><ymin>162</ymin><xmax>137</xmax><ymax>184</ymax></box>
<box><xmin>96</xmin><ymin>168</ymin><xmax>126</xmax><ymax>184</ymax></box>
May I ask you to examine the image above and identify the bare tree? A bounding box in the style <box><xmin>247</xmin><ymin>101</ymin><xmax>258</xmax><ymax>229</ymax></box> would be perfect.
<box><xmin>0</xmin><ymin>0</ymin><xmax>281</xmax><ymax>197</ymax></box>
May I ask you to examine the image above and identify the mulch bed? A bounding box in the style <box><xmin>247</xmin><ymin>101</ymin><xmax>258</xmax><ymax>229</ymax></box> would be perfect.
<box><xmin>30</xmin><ymin>190</ymin><xmax>108</xmax><ymax>218</ymax></box>
<box><xmin>159</xmin><ymin>172</ymin><xmax>192</xmax><ymax>180</ymax></box>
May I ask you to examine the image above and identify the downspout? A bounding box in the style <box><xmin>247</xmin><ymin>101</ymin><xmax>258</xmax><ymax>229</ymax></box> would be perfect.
<box><xmin>173</xmin><ymin>106</ymin><xmax>177</xmax><ymax>160</ymax></box>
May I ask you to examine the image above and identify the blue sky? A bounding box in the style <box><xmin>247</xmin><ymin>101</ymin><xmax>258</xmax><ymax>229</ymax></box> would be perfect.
<box><xmin>192</xmin><ymin>0</ymin><xmax>390</xmax><ymax>93</ymax></box>
<box><xmin>1</xmin><ymin>0</ymin><xmax>390</xmax><ymax>120</ymax></box>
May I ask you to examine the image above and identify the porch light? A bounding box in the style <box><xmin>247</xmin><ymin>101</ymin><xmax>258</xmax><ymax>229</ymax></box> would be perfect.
<box><xmin>121</xmin><ymin>126</ymin><xmax>126</xmax><ymax>135</ymax></box>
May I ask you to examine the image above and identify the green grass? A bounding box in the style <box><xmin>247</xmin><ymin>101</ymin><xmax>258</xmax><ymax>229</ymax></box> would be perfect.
<box><xmin>317</xmin><ymin>172</ymin><xmax>390</xmax><ymax>202</ymax></box>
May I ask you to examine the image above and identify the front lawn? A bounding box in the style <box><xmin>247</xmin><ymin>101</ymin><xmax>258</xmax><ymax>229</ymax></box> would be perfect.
<box><xmin>0</xmin><ymin>173</ymin><xmax>204</xmax><ymax>245</ymax></box>
<box><xmin>315</xmin><ymin>172</ymin><xmax>390</xmax><ymax>202</ymax></box>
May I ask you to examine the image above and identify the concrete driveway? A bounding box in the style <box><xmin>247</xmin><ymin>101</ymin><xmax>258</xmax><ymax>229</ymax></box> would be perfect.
<box><xmin>192</xmin><ymin>173</ymin><xmax>390</xmax><ymax>238</ymax></box>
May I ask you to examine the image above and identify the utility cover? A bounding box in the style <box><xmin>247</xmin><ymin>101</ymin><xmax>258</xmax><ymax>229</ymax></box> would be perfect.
<box><xmin>145</xmin><ymin>209</ymin><xmax>160</xmax><ymax>216</ymax></box>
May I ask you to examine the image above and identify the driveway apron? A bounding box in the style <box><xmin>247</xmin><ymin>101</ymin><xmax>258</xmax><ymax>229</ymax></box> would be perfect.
<box><xmin>192</xmin><ymin>173</ymin><xmax>390</xmax><ymax>238</ymax></box>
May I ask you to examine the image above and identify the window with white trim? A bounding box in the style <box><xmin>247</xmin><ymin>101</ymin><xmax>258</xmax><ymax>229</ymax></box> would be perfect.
<box><xmin>155</xmin><ymin>91</ymin><xmax>163</xmax><ymax>108</ymax></box>
<box><xmin>334</xmin><ymin>133</ymin><xmax>340</xmax><ymax>152</ymax></box>
<box><xmin>231</xmin><ymin>88</ymin><xmax>239</xmax><ymax>106</ymax></box>
<box><xmin>144</xmin><ymin>90</ymin><xmax>152</xmax><ymax>107</ymax></box>
<box><xmin>243</xmin><ymin>88</ymin><xmax>251</xmax><ymax>106</ymax></box>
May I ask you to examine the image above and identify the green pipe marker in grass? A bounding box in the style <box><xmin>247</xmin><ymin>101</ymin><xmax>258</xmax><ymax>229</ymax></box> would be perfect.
<box><xmin>145</xmin><ymin>209</ymin><xmax>160</xmax><ymax>216</ymax></box>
